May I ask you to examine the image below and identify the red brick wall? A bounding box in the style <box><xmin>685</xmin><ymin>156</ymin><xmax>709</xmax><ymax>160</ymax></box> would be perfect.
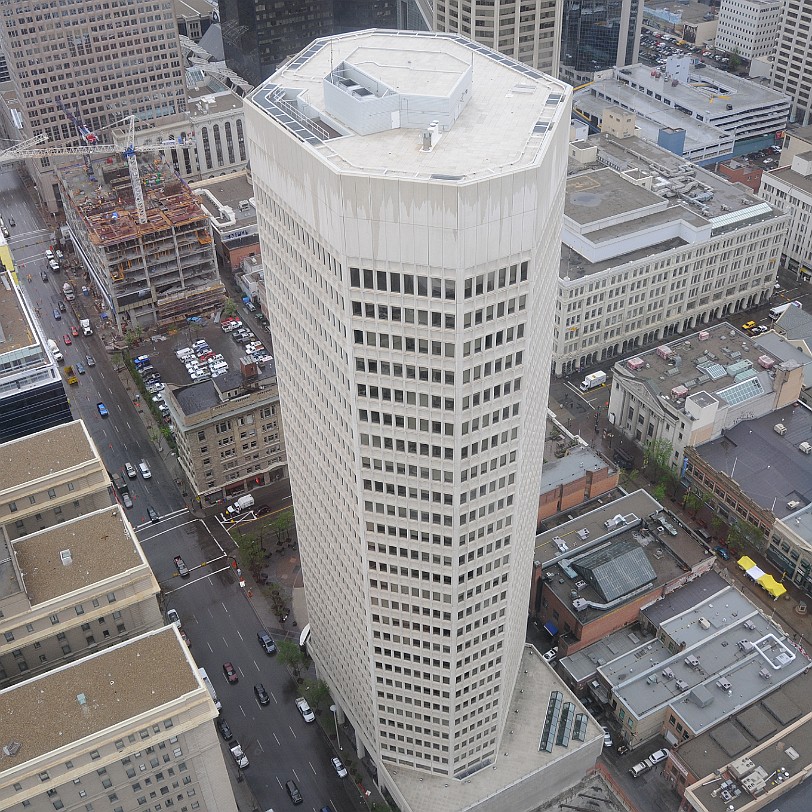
<box><xmin>718</xmin><ymin>162</ymin><xmax>762</xmax><ymax>192</ymax></box>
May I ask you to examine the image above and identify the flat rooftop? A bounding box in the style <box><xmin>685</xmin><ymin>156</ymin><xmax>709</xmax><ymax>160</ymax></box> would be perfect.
<box><xmin>675</xmin><ymin>669</ymin><xmax>812</xmax><ymax>781</ymax></box>
<box><xmin>559</xmin><ymin>624</ymin><xmax>658</xmax><ymax>684</ymax></box>
<box><xmin>573</xmin><ymin>90</ymin><xmax>731</xmax><ymax>156</ymax></box>
<box><xmin>766</xmin><ymin>162</ymin><xmax>812</xmax><ymax>197</ymax></box>
<box><xmin>534</xmin><ymin>489</ymin><xmax>707</xmax><ymax>570</ymax></box>
<box><xmin>539</xmin><ymin>444</ymin><xmax>609</xmax><ymax>493</ymax></box>
<box><xmin>0</xmin><ymin>420</ymin><xmax>98</xmax><ymax>494</ymax></box>
<box><xmin>248</xmin><ymin>30</ymin><xmax>570</xmax><ymax>182</ymax></box>
<box><xmin>642</xmin><ymin>570</ymin><xmax>729</xmax><ymax>627</ymax></box>
<box><xmin>391</xmin><ymin>646</ymin><xmax>601</xmax><ymax>812</ymax></box>
<box><xmin>611</xmin><ymin>321</ymin><xmax>792</xmax><ymax>404</ymax></box>
<box><xmin>692</xmin><ymin>402</ymin><xmax>812</xmax><ymax>520</ymax></box>
<box><xmin>0</xmin><ymin>627</ymin><xmax>201</xmax><ymax>770</ymax></box>
<box><xmin>190</xmin><ymin>172</ymin><xmax>256</xmax><ymax>232</ymax></box>
<box><xmin>565</xmin><ymin>167</ymin><xmax>665</xmax><ymax>225</ymax></box>
<box><xmin>0</xmin><ymin>272</ymin><xmax>38</xmax><ymax>356</ymax></box>
<box><xmin>187</xmin><ymin>80</ymin><xmax>245</xmax><ymax>119</ymax></box>
<box><xmin>13</xmin><ymin>507</ymin><xmax>148</xmax><ymax>605</ymax></box>
<box><xmin>610</xmin><ymin>63</ymin><xmax>790</xmax><ymax>116</ymax></box>
<box><xmin>603</xmin><ymin>585</ymin><xmax>810</xmax><ymax>732</ymax></box>
<box><xmin>645</xmin><ymin>0</ymin><xmax>720</xmax><ymax>25</ymax></box>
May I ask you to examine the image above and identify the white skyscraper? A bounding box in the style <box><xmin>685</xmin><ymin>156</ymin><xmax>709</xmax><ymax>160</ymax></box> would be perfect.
<box><xmin>245</xmin><ymin>29</ymin><xmax>570</xmax><ymax>804</ymax></box>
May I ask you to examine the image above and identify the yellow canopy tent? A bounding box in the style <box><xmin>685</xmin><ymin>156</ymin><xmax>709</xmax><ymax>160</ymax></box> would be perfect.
<box><xmin>758</xmin><ymin>573</ymin><xmax>787</xmax><ymax>599</ymax></box>
<box><xmin>737</xmin><ymin>556</ymin><xmax>756</xmax><ymax>571</ymax></box>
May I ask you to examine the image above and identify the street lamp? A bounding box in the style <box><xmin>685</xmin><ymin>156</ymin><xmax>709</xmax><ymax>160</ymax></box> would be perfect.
<box><xmin>330</xmin><ymin>704</ymin><xmax>342</xmax><ymax>751</ymax></box>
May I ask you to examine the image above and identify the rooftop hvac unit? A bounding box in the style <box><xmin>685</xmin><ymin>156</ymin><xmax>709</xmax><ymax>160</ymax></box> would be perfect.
<box><xmin>675</xmin><ymin>679</ymin><xmax>688</xmax><ymax>691</ymax></box>
<box><xmin>662</xmin><ymin>667</ymin><xmax>675</xmax><ymax>680</ymax></box>
<box><xmin>684</xmin><ymin>655</ymin><xmax>700</xmax><ymax>668</ymax></box>
<box><xmin>698</xmin><ymin>617</ymin><xmax>711</xmax><ymax>630</ymax></box>
<box><xmin>572</xmin><ymin>598</ymin><xmax>589</xmax><ymax>612</ymax></box>
<box><xmin>738</xmin><ymin>640</ymin><xmax>754</xmax><ymax>652</ymax></box>
<box><xmin>743</xmin><ymin>620</ymin><xmax>756</xmax><ymax>631</ymax></box>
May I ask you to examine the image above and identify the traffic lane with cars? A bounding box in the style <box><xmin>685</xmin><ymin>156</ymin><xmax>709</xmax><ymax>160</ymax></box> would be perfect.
<box><xmin>0</xmin><ymin>167</ymin><xmax>53</xmax><ymax>246</ymax></box>
<box><xmin>162</xmin><ymin>568</ymin><xmax>357</xmax><ymax>812</ymax></box>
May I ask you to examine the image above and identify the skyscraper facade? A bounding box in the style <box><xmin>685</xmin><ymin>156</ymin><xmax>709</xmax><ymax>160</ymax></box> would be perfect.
<box><xmin>559</xmin><ymin>0</ymin><xmax>643</xmax><ymax>86</ymax></box>
<box><xmin>770</xmin><ymin>0</ymin><xmax>812</xmax><ymax>124</ymax></box>
<box><xmin>0</xmin><ymin>0</ymin><xmax>188</xmax><ymax>209</ymax></box>
<box><xmin>245</xmin><ymin>29</ymin><xmax>570</xmax><ymax>800</ymax></box>
<box><xmin>433</xmin><ymin>0</ymin><xmax>562</xmax><ymax>74</ymax></box>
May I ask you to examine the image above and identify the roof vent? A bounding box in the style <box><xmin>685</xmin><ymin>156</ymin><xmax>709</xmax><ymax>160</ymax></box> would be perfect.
<box><xmin>60</xmin><ymin>549</ymin><xmax>72</xmax><ymax>566</ymax></box>
<box><xmin>2</xmin><ymin>741</ymin><xmax>21</xmax><ymax>757</ymax></box>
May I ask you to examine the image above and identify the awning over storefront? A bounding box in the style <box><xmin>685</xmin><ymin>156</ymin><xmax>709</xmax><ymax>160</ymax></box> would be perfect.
<box><xmin>758</xmin><ymin>573</ymin><xmax>787</xmax><ymax>599</ymax></box>
<box><xmin>543</xmin><ymin>621</ymin><xmax>558</xmax><ymax>637</ymax></box>
<box><xmin>738</xmin><ymin>556</ymin><xmax>756</xmax><ymax>571</ymax></box>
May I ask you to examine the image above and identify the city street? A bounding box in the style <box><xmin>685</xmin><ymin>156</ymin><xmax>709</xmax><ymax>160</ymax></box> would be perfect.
<box><xmin>2</xmin><ymin>164</ymin><xmax>362</xmax><ymax>812</ymax></box>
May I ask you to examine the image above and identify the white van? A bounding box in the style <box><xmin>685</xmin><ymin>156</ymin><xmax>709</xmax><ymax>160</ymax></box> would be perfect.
<box><xmin>139</xmin><ymin>461</ymin><xmax>152</xmax><ymax>479</ymax></box>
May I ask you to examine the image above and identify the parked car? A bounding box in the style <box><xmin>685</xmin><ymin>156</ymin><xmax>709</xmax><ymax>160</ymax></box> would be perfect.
<box><xmin>649</xmin><ymin>748</ymin><xmax>669</xmax><ymax>765</ymax></box>
<box><xmin>714</xmin><ymin>546</ymin><xmax>731</xmax><ymax>561</ymax></box>
<box><xmin>542</xmin><ymin>647</ymin><xmax>558</xmax><ymax>664</ymax></box>
<box><xmin>222</xmin><ymin>661</ymin><xmax>239</xmax><ymax>684</ymax></box>
<box><xmin>742</xmin><ymin>320</ymin><xmax>757</xmax><ymax>330</ymax></box>
<box><xmin>166</xmin><ymin>609</ymin><xmax>181</xmax><ymax>628</ymax></box>
<box><xmin>257</xmin><ymin>631</ymin><xmax>276</xmax><ymax>655</ymax></box>
<box><xmin>217</xmin><ymin>717</ymin><xmax>233</xmax><ymax>741</ymax></box>
<box><xmin>602</xmin><ymin>726</ymin><xmax>613</xmax><ymax>748</ymax></box>
<box><xmin>121</xmin><ymin>492</ymin><xmax>133</xmax><ymax>509</ymax></box>
<box><xmin>331</xmin><ymin>756</ymin><xmax>347</xmax><ymax>778</ymax></box>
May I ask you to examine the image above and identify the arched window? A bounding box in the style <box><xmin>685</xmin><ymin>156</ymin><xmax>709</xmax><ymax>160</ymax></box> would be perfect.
<box><xmin>236</xmin><ymin>119</ymin><xmax>246</xmax><ymax>162</ymax></box>
<box><xmin>224</xmin><ymin>121</ymin><xmax>235</xmax><ymax>165</ymax></box>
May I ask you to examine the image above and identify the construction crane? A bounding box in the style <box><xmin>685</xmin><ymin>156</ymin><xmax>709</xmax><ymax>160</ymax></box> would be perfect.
<box><xmin>0</xmin><ymin>116</ymin><xmax>181</xmax><ymax>225</ymax></box>
<box><xmin>55</xmin><ymin>97</ymin><xmax>98</xmax><ymax>145</ymax></box>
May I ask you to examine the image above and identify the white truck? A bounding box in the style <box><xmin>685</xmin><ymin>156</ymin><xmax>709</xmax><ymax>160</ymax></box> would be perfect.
<box><xmin>769</xmin><ymin>300</ymin><xmax>802</xmax><ymax>320</ymax></box>
<box><xmin>229</xmin><ymin>741</ymin><xmax>249</xmax><ymax>769</ymax></box>
<box><xmin>225</xmin><ymin>494</ymin><xmax>255</xmax><ymax>516</ymax></box>
<box><xmin>79</xmin><ymin>318</ymin><xmax>93</xmax><ymax>336</ymax></box>
<box><xmin>47</xmin><ymin>338</ymin><xmax>63</xmax><ymax>363</ymax></box>
<box><xmin>62</xmin><ymin>282</ymin><xmax>75</xmax><ymax>301</ymax></box>
<box><xmin>580</xmin><ymin>370</ymin><xmax>607</xmax><ymax>391</ymax></box>
<box><xmin>198</xmin><ymin>667</ymin><xmax>221</xmax><ymax>711</ymax></box>
<box><xmin>295</xmin><ymin>696</ymin><xmax>315</xmax><ymax>723</ymax></box>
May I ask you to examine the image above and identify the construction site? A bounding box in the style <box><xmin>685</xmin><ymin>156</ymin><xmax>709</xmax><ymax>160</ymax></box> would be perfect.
<box><xmin>59</xmin><ymin>150</ymin><xmax>225</xmax><ymax>332</ymax></box>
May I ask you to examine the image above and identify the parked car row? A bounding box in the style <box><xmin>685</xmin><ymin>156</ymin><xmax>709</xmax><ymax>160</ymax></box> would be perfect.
<box><xmin>133</xmin><ymin>355</ymin><xmax>170</xmax><ymax>417</ymax></box>
<box><xmin>176</xmin><ymin>340</ymin><xmax>229</xmax><ymax>381</ymax></box>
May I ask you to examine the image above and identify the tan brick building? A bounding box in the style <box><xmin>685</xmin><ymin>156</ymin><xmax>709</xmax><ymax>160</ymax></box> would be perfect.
<box><xmin>166</xmin><ymin>366</ymin><xmax>286</xmax><ymax>503</ymax></box>
<box><xmin>0</xmin><ymin>627</ymin><xmax>237</xmax><ymax>812</ymax></box>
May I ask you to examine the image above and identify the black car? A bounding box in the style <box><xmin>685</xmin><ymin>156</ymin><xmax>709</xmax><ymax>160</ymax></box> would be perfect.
<box><xmin>254</xmin><ymin>683</ymin><xmax>270</xmax><ymax>706</ymax></box>
<box><xmin>40</xmin><ymin>270</ymin><xmax>48</xmax><ymax>282</ymax></box>
<box><xmin>285</xmin><ymin>780</ymin><xmax>303</xmax><ymax>805</ymax></box>
<box><xmin>216</xmin><ymin>717</ymin><xmax>233</xmax><ymax>741</ymax></box>
<box><xmin>8</xmin><ymin>216</ymin><xmax>14</xmax><ymax>227</ymax></box>
<box><xmin>147</xmin><ymin>506</ymin><xmax>160</xmax><ymax>523</ymax></box>
<box><xmin>257</xmin><ymin>631</ymin><xmax>276</xmax><ymax>655</ymax></box>
<box><xmin>58</xmin><ymin>300</ymin><xmax>66</xmax><ymax>313</ymax></box>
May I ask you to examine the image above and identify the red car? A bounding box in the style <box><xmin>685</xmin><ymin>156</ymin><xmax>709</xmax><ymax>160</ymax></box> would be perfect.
<box><xmin>222</xmin><ymin>661</ymin><xmax>239</xmax><ymax>684</ymax></box>
<box><xmin>63</xmin><ymin>334</ymin><xmax>72</xmax><ymax>345</ymax></box>
<box><xmin>70</xmin><ymin>325</ymin><xmax>79</xmax><ymax>337</ymax></box>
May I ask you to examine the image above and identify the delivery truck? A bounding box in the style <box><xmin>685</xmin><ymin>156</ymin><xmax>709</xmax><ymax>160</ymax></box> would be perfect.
<box><xmin>580</xmin><ymin>370</ymin><xmax>607</xmax><ymax>391</ymax></box>
<box><xmin>769</xmin><ymin>301</ymin><xmax>802</xmax><ymax>320</ymax></box>
<box><xmin>46</xmin><ymin>339</ymin><xmax>63</xmax><ymax>363</ymax></box>
<box><xmin>79</xmin><ymin>318</ymin><xmax>93</xmax><ymax>336</ymax></box>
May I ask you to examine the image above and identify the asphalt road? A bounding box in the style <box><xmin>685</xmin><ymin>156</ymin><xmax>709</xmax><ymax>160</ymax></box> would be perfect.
<box><xmin>2</xmin><ymin>166</ymin><xmax>358</xmax><ymax>812</ymax></box>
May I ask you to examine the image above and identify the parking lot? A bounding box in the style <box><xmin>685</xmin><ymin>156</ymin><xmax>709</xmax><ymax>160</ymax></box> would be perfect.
<box><xmin>132</xmin><ymin>314</ymin><xmax>275</xmax><ymax>391</ymax></box>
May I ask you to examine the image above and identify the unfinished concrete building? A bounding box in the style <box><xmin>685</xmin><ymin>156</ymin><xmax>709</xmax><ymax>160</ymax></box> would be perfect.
<box><xmin>60</xmin><ymin>155</ymin><xmax>224</xmax><ymax>331</ymax></box>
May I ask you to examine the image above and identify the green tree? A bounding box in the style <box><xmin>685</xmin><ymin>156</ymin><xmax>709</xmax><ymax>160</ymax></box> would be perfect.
<box><xmin>235</xmin><ymin>530</ymin><xmax>264</xmax><ymax>572</ymax></box>
<box><xmin>270</xmin><ymin>509</ymin><xmax>294</xmax><ymax>544</ymax></box>
<box><xmin>683</xmin><ymin>489</ymin><xmax>705</xmax><ymax>518</ymax></box>
<box><xmin>643</xmin><ymin>438</ymin><xmax>673</xmax><ymax>476</ymax></box>
<box><xmin>223</xmin><ymin>298</ymin><xmax>238</xmax><ymax>317</ymax></box>
<box><xmin>727</xmin><ymin>519</ymin><xmax>764</xmax><ymax>553</ymax></box>
<box><xmin>652</xmin><ymin>482</ymin><xmax>667</xmax><ymax>504</ymax></box>
<box><xmin>302</xmin><ymin>678</ymin><xmax>330</xmax><ymax>710</ymax></box>
<box><xmin>277</xmin><ymin>639</ymin><xmax>308</xmax><ymax>681</ymax></box>
<box><xmin>124</xmin><ymin>325</ymin><xmax>144</xmax><ymax>347</ymax></box>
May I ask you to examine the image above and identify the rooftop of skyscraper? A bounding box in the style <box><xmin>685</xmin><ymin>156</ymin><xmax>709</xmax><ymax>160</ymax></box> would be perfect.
<box><xmin>247</xmin><ymin>29</ymin><xmax>571</xmax><ymax>181</ymax></box>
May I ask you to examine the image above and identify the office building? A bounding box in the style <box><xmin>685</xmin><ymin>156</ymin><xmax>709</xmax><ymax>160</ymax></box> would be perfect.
<box><xmin>559</xmin><ymin>0</ymin><xmax>643</xmax><ymax>86</ymax></box>
<box><xmin>433</xmin><ymin>0</ymin><xmax>561</xmax><ymax>74</ymax></box>
<box><xmin>770</xmin><ymin>0</ymin><xmax>812</xmax><ymax>124</ymax></box>
<box><xmin>532</xmin><ymin>490</ymin><xmax>713</xmax><ymax>655</ymax></box>
<box><xmin>246</xmin><ymin>29</ymin><xmax>573</xmax><ymax>811</ymax></box>
<box><xmin>0</xmin><ymin>626</ymin><xmax>237</xmax><ymax>812</ymax></box>
<box><xmin>167</xmin><ymin>362</ymin><xmax>286</xmax><ymax>503</ymax></box>
<box><xmin>759</xmin><ymin>149</ymin><xmax>812</xmax><ymax>281</ymax></box>
<box><xmin>0</xmin><ymin>0</ymin><xmax>187</xmax><ymax>211</ymax></box>
<box><xmin>0</xmin><ymin>270</ymin><xmax>71</xmax><ymax>443</ymax></box>
<box><xmin>643</xmin><ymin>0</ymin><xmax>718</xmax><ymax>46</ymax></box>
<box><xmin>174</xmin><ymin>0</ymin><xmax>216</xmax><ymax>42</ymax></box>
<box><xmin>608</xmin><ymin>323</ymin><xmax>804</xmax><ymax>468</ymax></box>
<box><xmin>715</xmin><ymin>0</ymin><xmax>782</xmax><ymax>61</ymax></box>
<box><xmin>591</xmin><ymin>584</ymin><xmax>808</xmax><ymax>748</ymax></box>
<box><xmin>218</xmin><ymin>0</ymin><xmax>334</xmax><ymax>87</ymax></box>
<box><xmin>555</xmin><ymin>134</ymin><xmax>788</xmax><ymax>377</ymax></box>
<box><xmin>767</xmin><ymin>501</ymin><xmax>812</xmax><ymax>601</ymax></box>
<box><xmin>59</xmin><ymin>154</ymin><xmax>224</xmax><ymax>332</ymax></box>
